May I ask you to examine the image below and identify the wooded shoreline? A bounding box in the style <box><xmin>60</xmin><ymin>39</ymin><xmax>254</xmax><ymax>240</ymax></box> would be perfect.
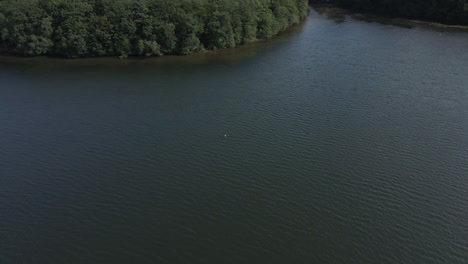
<box><xmin>1</xmin><ymin>0</ymin><xmax>467</xmax><ymax>59</ymax></box>
<box><xmin>309</xmin><ymin>0</ymin><xmax>468</xmax><ymax>26</ymax></box>
<box><xmin>0</xmin><ymin>0</ymin><xmax>309</xmax><ymax>58</ymax></box>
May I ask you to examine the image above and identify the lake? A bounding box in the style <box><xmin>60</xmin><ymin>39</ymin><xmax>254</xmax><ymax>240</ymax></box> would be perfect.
<box><xmin>1</xmin><ymin>7</ymin><xmax>467</xmax><ymax>263</ymax></box>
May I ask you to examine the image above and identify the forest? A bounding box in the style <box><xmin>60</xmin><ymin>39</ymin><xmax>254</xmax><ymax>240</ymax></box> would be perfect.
<box><xmin>310</xmin><ymin>0</ymin><xmax>468</xmax><ymax>25</ymax></box>
<box><xmin>0</xmin><ymin>0</ymin><xmax>309</xmax><ymax>58</ymax></box>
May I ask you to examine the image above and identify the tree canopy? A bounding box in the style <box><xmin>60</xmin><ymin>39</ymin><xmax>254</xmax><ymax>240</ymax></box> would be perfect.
<box><xmin>0</xmin><ymin>0</ymin><xmax>309</xmax><ymax>58</ymax></box>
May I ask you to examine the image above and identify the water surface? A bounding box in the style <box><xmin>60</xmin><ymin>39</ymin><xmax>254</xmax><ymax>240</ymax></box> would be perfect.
<box><xmin>1</xmin><ymin>7</ymin><xmax>467</xmax><ymax>263</ymax></box>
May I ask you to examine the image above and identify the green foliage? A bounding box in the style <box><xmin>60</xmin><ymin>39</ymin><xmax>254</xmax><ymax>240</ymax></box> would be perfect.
<box><xmin>310</xmin><ymin>0</ymin><xmax>468</xmax><ymax>25</ymax></box>
<box><xmin>0</xmin><ymin>0</ymin><xmax>309</xmax><ymax>58</ymax></box>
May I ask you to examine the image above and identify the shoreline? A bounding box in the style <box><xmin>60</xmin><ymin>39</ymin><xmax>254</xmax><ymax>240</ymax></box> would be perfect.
<box><xmin>0</xmin><ymin>19</ymin><xmax>307</xmax><ymax>63</ymax></box>
<box><xmin>309</xmin><ymin>1</ymin><xmax>468</xmax><ymax>27</ymax></box>
<box><xmin>2</xmin><ymin>5</ymin><xmax>467</xmax><ymax>63</ymax></box>
<box><xmin>0</xmin><ymin>0</ymin><xmax>309</xmax><ymax>59</ymax></box>
<box><xmin>312</xmin><ymin>5</ymin><xmax>468</xmax><ymax>31</ymax></box>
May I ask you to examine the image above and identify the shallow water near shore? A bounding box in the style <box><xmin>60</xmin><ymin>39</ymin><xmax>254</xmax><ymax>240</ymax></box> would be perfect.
<box><xmin>1</xmin><ymin>7</ymin><xmax>467</xmax><ymax>263</ymax></box>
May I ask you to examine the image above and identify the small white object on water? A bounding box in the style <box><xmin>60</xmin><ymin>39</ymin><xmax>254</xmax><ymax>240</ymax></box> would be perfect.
<box><xmin>224</xmin><ymin>135</ymin><xmax>227</xmax><ymax>138</ymax></box>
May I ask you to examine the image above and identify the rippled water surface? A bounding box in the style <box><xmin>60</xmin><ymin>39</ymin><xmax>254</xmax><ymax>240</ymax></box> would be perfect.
<box><xmin>1</xmin><ymin>7</ymin><xmax>467</xmax><ymax>263</ymax></box>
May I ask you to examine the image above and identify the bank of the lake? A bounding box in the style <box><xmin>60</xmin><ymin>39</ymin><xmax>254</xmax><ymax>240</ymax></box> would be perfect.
<box><xmin>314</xmin><ymin>6</ymin><xmax>468</xmax><ymax>30</ymax></box>
<box><xmin>310</xmin><ymin>0</ymin><xmax>468</xmax><ymax>25</ymax></box>
<box><xmin>0</xmin><ymin>0</ymin><xmax>308</xmax><ymax>58</ymax></box>
<box><xmin>1</xmin><ymin>7</ymin><xmax>468</xmax><ymax>264</ymax></box>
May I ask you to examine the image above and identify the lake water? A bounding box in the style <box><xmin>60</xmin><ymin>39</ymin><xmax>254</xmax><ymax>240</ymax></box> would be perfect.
<box><xmin>1</xmin><ymin>7</ymin><xmax>467</xmax><ymax>263</ymax></box>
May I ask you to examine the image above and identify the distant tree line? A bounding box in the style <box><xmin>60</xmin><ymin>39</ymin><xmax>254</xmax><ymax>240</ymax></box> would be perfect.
<box><xmin>0</xmin><ymin>0</ymin><xmax>309</xmax><ymax>58</ymax></box>
<box><xmin>310</xmin><ymin>0</ymin><xmax>468</xmax><ymax>25</ymax></box>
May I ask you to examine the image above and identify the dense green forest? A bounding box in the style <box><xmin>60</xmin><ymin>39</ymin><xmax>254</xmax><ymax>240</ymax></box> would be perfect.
<box><xmin>0</xmin><ymin>0</ymin><xmax>308</xmax><ymax>58</ymax></box>
<box><xmin>310</xmin><ymin>0</ymin><xmax>468</xmax><ymax>25</ymax></box>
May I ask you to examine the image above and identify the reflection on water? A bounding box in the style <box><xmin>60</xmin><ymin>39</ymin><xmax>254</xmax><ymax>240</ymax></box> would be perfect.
<box><xmin>313</xmin><ymin>5</ymin><xmax>468</xmax><ymax>32</ymax></box>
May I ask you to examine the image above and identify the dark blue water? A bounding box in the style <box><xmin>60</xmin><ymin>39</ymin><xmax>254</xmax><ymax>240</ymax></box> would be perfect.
<box><xmin>1</xmin><ymin>7</ymin><xmax>467</xmax><ymax>263</ymax></box>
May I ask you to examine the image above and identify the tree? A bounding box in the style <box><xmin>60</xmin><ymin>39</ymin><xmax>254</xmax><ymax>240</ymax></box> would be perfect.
<box><xmin>0</xmin><ymin>0</ymin><xmax>311</xmax><ymax>58</ymax></box>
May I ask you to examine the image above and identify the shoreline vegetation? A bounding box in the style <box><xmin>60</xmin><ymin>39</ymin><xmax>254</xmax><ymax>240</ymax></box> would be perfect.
<box><xmin>1</xmin><ymin>1</ymin><xmax>466</xmax><ymax>59</ymax></box>
<box><xmin>0</xmin><ymin>20</ymin><xmax>305</xmax><ymax>65</ymax></box>
<box><xmin>314</xmin><ymin>6</ymin><xmax>468</xmax><ymax>31</ymax></box>
<box><xmin>310</xmin><ymin>0</ymin><xmax>468</xmax><ymax>26</ymax></box>
<box><xmin>0</xmin><ymin>0</ymin><xmax>308</xmax><ymax>58</ymax></box>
